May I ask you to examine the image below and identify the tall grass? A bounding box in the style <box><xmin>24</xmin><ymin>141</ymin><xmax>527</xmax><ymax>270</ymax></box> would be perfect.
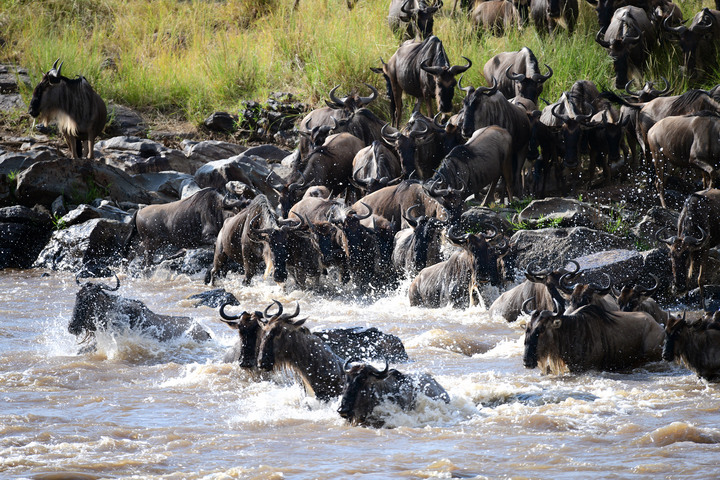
<box><xmin>0</xmin><ymin>0</ymin><xmax>717</xmax><ymax>126</ymax></box>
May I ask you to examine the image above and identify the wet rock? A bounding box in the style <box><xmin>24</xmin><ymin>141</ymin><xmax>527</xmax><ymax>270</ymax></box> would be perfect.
<box><xmin>631</xmin><ymin>206</ymin><xmax>680</xmax><ymax>247</ymax></box>
<box><xmin>243</xmin><ymin>144</ymin><xmax>292</xmax><ymax>163</ymax></box>
<box><xmin>155</xmin><ymin>247</ymin><xmax>215</xmax><ymax>275</ymax></box>
<box><xmin>507</xmin><ymin>226</ymin><xmax>634</xmax><ymax>274</ymax></box>
<box><xmin>188</xmin><ymin>288</ymin><xmax>240</xmax><ymax>308</ymax></box>
<box><xmin>517</xmin><ymin>198</ymin><xmax>611</xmax><ymax>230</ymax></box>
<box><xmin>566</xmin><ymin>249</ymin><xmax>645</xmax><ymax>286</ymax></box>
<box><xmin>61</xmin><ymin>202</ymin><xmax>133</xmax><ymax>228</ymax></box>
<box><xmin>0</xmin><ymin>205</ymin><xmax>53</xmax><ymax>269</ymax></box>
<box><xmin>15</xmin><ymin>157</ymin><xmax>153</xmax><ymax>208</ymax></box>
<box><xmin>183</xmin><ymin>140</ymin><xmax>247</xmax><ymax>162</ymax></box>
<box><xmin>462</xmin><ymin>207</ymin><xmax>515</xmax><ymax>237</ymax></box>
<box><xmin>131</xmin><ymin>172</ymin><xmax>194</xmax><ymax>199</ymax></box>
<box><xmin>33</xmin><ymin>218</ymin><xmax>133</xmax><ymax>272</ymax></box>
<box><xmin>194</xmin><ymin>154</ymin><xmax>283</xmax><ymax>205</ymax></box>
<box><xmin>204</xmin><ymin>112</ymin><xmax>238</xmax><ymax>133</ymax></box>
<box><xmin>104</xmin><ymin>104</ymin><xmax>148</xmax><ymax>138</ymax></box>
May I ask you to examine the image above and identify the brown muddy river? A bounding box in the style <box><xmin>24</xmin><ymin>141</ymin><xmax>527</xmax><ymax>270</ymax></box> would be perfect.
<box><xmin>1</xmin><ymin>267</ymin><xmax>719</xmax><ymax>479</ymax></box>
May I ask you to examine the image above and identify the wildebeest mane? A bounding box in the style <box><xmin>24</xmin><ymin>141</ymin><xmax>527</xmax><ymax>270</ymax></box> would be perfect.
<box><xmin>669</xmin><ymin>89</ymin><xmax>716</xmax><ymax>113</ymax></box>
<box><xmin>552</xmin><ymin>304</ymin><xmax>623</xmax><ymax>370</ymax></box>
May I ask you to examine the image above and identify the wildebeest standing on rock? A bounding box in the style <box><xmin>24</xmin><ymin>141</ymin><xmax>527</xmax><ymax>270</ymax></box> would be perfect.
<box><xmin>132</xmin><ymin>187</ymin><xmax>246</xmax><ymax>267</ymax></box>
<box><xmin>28</xmin><ymin>59</ymin><xmax>107</xmax><ymax>159</ymax></box>
<box><xmin>523</xmin><ymin>303</ymin><xmax>664</xmax><ymax>374</ymax></box>
<box><xmin>338</xmin><ymin>359</ymin><xmax>450</xmax><ymax>427</ymax></box>
<box><xmin>372</xmin><ymin>35</ymin><xmax>472</xmax><ymax>127</ymax></box>
<box><xmin>657</xmin><ymin>188</ymin><xmax>720</xmax><ymax>298</ymax></box>
<box><xmin>69</xmin><ymin>274</ymin><xmax>211</xmax><ymax>350</ymax></box>
<box><xmin>663</xmin><ymin>313</ymin><xmax>720</xmax><ymax>380</ymax></box>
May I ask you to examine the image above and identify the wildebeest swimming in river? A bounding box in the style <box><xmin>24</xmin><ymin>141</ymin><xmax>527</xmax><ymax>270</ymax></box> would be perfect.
<box><xmin>69</xmin><ymin>274</ymin><xmax>211</xmax><ymax>351</ymax></box>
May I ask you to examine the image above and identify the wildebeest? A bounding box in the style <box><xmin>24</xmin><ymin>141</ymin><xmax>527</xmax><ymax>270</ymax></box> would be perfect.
<box><xmin>351</xmin><ymin>140</ymin><xmax>402</xmax><ymax>195</ymax></box>
<box><xmin>663</xmin><ymin>313</ymin><xmax>720</xmax><ymax>380</ymax></box>
<box><xmin>69</xmin><ymin>274</ymin><xmax>211</xmax><ymax>348</ymax></box>
<box><xmin>408</xmin><ymin>225</ymin><xmax>508</xmax><ymax>308</ymax></box>
<box><xmin>648</xmin><ymin>112</ymin><xmax>720</xmax><ymax>208</ymax></box>
<box><xmin>392</xmin><ymin>204</ymin><xmax>447</xmax><ymax>274</ymax></box>
<box><xmin>482</xmin><ymin>47</ymin><xmax>553</xmax><ymax>104</ymax></box>
<box><xmin>523</xmin><ymin>302</ymin><xmax>664</xmax><ymax>374</ymax></box>
<box><xmin>28</xmin><ymin>59</ymin><xmax>107</xmax><ymax>159</ymax></box>
<box><xmin>530</xmin><ymin>0</ymin><xmax>578</xmax><ymax>34</ymax></box>
<box><xmin>371</xmin><ymin>35</ymin><xmax>471</xmax><ymax>127</ymax></box>
<box><xmin>133</xmin><ymin>188</ymin><xmax>246</xmax><ymax>267</ymax></box>
<box><xmin>457</xmin><ymin>77</ymin><xmax>530</xmax><ymax>194</ymax></box>
<box><xmin>337</xmin><ymin>359</ymin><xmax>450</xmax><ymax>427</ymax></box>
<box><xmin>207</xmin><ymin>194</ymin><xmax>315</xmax><ymax>286</ymax></box>
<box><xmin>595</xmin><ymin>6</ymin><xmax>656</xmax><ymax>89</ymax></box>
<box><xmin>220</xmin><ymin>302</ymin><xmax>409</xmax><ymax>366</ymax></box>
<box><xmin>657</xmin><ymin>189</ymin><xmax>720</xmax><ymax>297</ymax></box>
<box><xmin>613</xmin><ymin>274</ymin><xmax>669</xmax><ymax>324</ymax></box>
<box><xmin>256</xmin><ymin>301</ymin><xmax>346</xmax><ymax>401</ymax></box>
<box><xmin>558</xmin><ymin>269</ymin><xmax>620</xmax><ymax>313</ymax></box>
<box><xmin>664</xmin><ymin>8</ymin><xmax>720</xmax><ymax>81</ymax></box>
<box><xmin>488</xmin><ymin>260</ymin><xmax>578</xmax><ymax>322</ymax></box>
<box><xmin>471</xmin><ymin>0</ymin><xmax>523</xmax><ymax>36</ymax></box>
<box><xmin>388</xmin><ymin>0</ymin><xmax>443</xmax><ymax>40</ymax></box>
<box><xmin>427</xmin><ymin>125</ymin><xmax>515</xmax><ymax>206</ymax></box>
<box><xmin>296</xmin><ymin>84</ymin><xmax>378</xmax><ymax>162</ymax></box>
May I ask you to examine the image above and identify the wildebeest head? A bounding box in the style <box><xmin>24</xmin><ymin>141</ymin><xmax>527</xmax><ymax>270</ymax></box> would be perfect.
<box><xmin>505</xmin><ymin>63</ymin><xmax>553</xmax><ymax>104</ymax></box>
<box><xmin>523</xmin><ymin>259</ymin><xmax>580</xmax><ymax>314</ymax></box>
<box><xmin>585</xmin><ymin>0</ymin><xmax>615</xmax><ymax>31</ymax></box>
<box><xmin>249</xmin><ymin>214</ymin><xmax>307</xmax><ymax>283</ymax></box>
<box><xmin>28</xmin><ymin>59</ymin><xmax>65</xmax><ymax>119</ymax></box>
<box><xmin>558</xmin><ymin>269</ymin><xmax>612</xmax><ymax>310</ymax></box>
<box><xmin>595</xmin><ymin>27</ymin><xmax>642</xmax><ymax>89</ymax></box>
<box><xmin>662</xmin><ymin>312</ymin><xmax>689</xmax><ymax>361</ymax></box>
<box><xmin>420</xmin><ymin>56</ymin><xmax>472</xmax><ymax>117</ymax></box>
<box><xmin>656</xmin><ymin>225</ymin><xmax>707</xmax><ymax>293</ymax></box>
<box><xmin>613</xmin><ymin>274</ymin><xmax>659</xmax><ymax>312</ymax></box>
<box><xmin>624</xmin><ymin>77</ymin><xmax>671</xmax><ymax>102</ymax></box>
<box><xmin>547</xmin><ymin>0</ymin><xmax>564</xmax><ymax>19</ymax></box>
<box><xmin>382</xmin><ymin>119</ymin><xmax>430</xmax><ymax>179</ymax></box>
<box><xmin>522</xmin><ymin>299</ymin><xmax>561</xmax><ymax>368</ymax></box>
<box><xmin>399</xmin><ymin>0</ymin><xmax>443</xmax><ymax>39</ymax></box>
<box><xmin>337</xmin><ymin>359</ymin><xmax>414</xmax><ymax>427</ymax></box>
<box><xmin>663</xmin><ymin>9</ymin><xmax>717</xmax><ymax>78</ymax></box>
<box><xmin>68</xmin><ymin>273</ymin><xmax>121</xmax><ymax>337</ymax></box>
<box><xmin>550</xmin><ymin>102</ymin><xmax>593</xmax><ymax>169</ymax></box>
<box><xmin>256</xmin><ymin>300</ymin><xmax>304</xmax><ymax>371</ymax></box>
<box><xmin>219</xmin><ymin>303</ymin><xmax>264</xmax><ymax>368</ymax></box>
<box><xmin>327</xmin><ymin>83</ymin><xmax>379</xmax><ymax>111</ymax></box>
<box><xmin>459</xmin><ymin>76</ymin><xmax>500</xmax><ymax>138</ymax></box>
<box><xmin>447</xmin><ymin>224</ymin><xmax>508</xmax><ymax>288</ymax></box>
<box><xmin>403</xmin><ymin>204</ymin><xmax>447</xmax><ymax>271</ymax></box>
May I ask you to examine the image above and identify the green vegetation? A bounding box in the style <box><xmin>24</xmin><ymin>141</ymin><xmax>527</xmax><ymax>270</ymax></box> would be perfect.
<box><xmin>68</xmin><ymin>176</ymin><xmax>111</xmax><ymax>205</ymax></box>
<box><xmin>0</xmin><ymin>0</ymin><xmax>716</xmax><ymax>127</ymax></box>
<box><xmin>51</xmin><ymin>212</ymin><xmax>67</xmax><ymax>231</ymax></box>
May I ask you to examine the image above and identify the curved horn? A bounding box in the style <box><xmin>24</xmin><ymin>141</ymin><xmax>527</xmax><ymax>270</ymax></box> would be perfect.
<box><xmin>359</xmin><ymin>83</ymin><xmax>379</xmax><ymax>105</ymax></box>
<box><xmin>655</xmin><ymin>227</ymin><xmax>677</xmax><ymax>246</ymax></box>
<box><xmin>448</xmin><ymin>56</ymin><xmax>472</xmax><ymax>76</ymax></box>
<box><xmin>476</xmin><ymin>76</ymin><xmax>499</xmax><ymax>96</ymax></box>
<box><xmin>420</xmin><ymin>59</ymin><xmax>444</xmax><ymax>76</ymax></box>
<box><xmin>457</xmin><ymin>73</ymin><xmax>474</xmax><ymax>94</ymax></box>
<box><xmin>595</xmin><ymin>29</ymin><xmax>611</xmax><ymax>48</ymax></box>
<box><xmin>663</xmin><ymin>15</ymin><xmax>687</xmax><ymax>34</ymax></box>
<box><xmin>328</xmin><ymin>85</ymin><xmax>347</xmax><ymax>108</ymax></box>
<box><xmin>344</xmin><ymin>358</ymin><xmax>358</xmax><ymax>373</ymax></box>
<box><xmin>551</xmin><ymin>298</ymin><xmax>560</xmax><ymax>315</ymax></box>
<box><xmin>655</xmin><ymin>76</ymin><xmax>671</xmax><ymax>96</ymax></box>
<box><xmin>433</xmin><ymin>112</ymin><xmax>448</xmax><ymax>128</ymax></box>
<box><xmin>623</xmin><ymin>25</ymin><xmax>641</xmax><ymax>44</ymax></box>
<box><xmin>625</xmin><ymin>79</ymin><xmax>640</xmax><ymax>97</ymax></box>
<box><xmin>371</xmin><ymin>358</ymin><xmax>390</xmax><ymax>378</ymax></box>
<box><xmin>635</xmin><ymin>273</ymin><xmax>659</xmax><ymax>295</ymax></box>
<box><xmin>355</xmin><ymin>202</ymin><xmax>373</xmax><ymax>220</ymax></box>
<box><xmin>540</xmin><ymin>63</ymin><xmax>553</xmax><ymax>82</ymax></box>
<box><xmin>283</xmin><ymin>301</ymin><xmax>301</xmax><ymax>320</ymax></box>
<box><xmin>219</xmin><ymin>302</ymin><xmax>243</xmax><ymax>321</ymax></box>
<box><xmin>551</xmin><ymin>103</ymin><xmax>571</xmax><ymax>123</ymax></box>
<box><xmin>563</xmin><ymin>259</ymin><xmax>581</xmax><ymax>275</ymax></box>
<box><xmin>288</xmin><ymin>171</ymin><xmax>307</xmax><ymax>192</ymax></box>
<box><xmin>521</xmin><ymin>296</ymin><xmax>536</xmax><ymax>315</ymax></box>
<box><xmin>559</xmin><ymin>271</ymin><xmax>581</xmax><ymax>294</ymax></box>
<box><xmin>409</xmin><ymin>119</ymin><xmax>429</xmax><ymax>138</ymax></box>
<box><xmin>381</xmin><ymin>122</ymin><xmax>401</xmax><ymax>141</ymax></box>
<box><xmin>400</xmin><ymin>0</ymin><xmax>415</xmax><ymax>17</ymax></box>
<box><xmin>525</xmin><ymin>262</ymin><xmax>549</xmax><ymax>282</ymax></box>
<box><xmin>249</xmin><ymin>213</ymin><xmax>275</xmax><ymax>236</ymax></box>
<box><xmin>589</xmin><ymin>273</ymin><xmax>612</xmax><ymax>295</ymax></box>
<box><xmin>447</xmin><ymin>224</ymin><xmax>470</xmax><ymax>244</ymax></box>
<box><xmin>505</xmin><ymin>65</ymin><xmax>526</xmax><ymax>82</ymax></box>
<box><xmin>404</xmin><ymin>204</ymin><xmax>424</xmax><ymax>227</ymax></box>
<box><xmin>696</xmin><ymin>8</ymin><xmax>716</xmax><ymax>32</ymax></box>
<box><xmin>264</xmin><ymin>299</ymin><xmax>283</xmax><ymax>318</ymax></box>
<box><xmin>478</xmin><ymin>223</ymin><xmax>498</xmax><ymax>240</ymax></box>
<box><xmin>683</xmin><ymin>226</ymin><xmax>707</xmax><ymax>246</ymax></box>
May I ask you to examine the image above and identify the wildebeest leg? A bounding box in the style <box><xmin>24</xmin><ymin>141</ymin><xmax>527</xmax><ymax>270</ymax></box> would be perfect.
<box><xmin>691</xmin><ymin>249</ymin><xmax>709</xmax><ymax>302</ymax></box>
<box><xmin>63</xmin><ymin>133</ymin><xmax>79</xmax><ymax>159</ymax></box>
<box><xmin>652</xmin><ymin>150</ymin><xmax>667</xmax><ymax>208</ymax></box>
<box><xmin>689</xmin><ymin>155</ymin><xmax>715</xmax><ymax>189</ymax></box>
<box><xmin>390</xmin><ymin>76</ymin><xmax>403</xmax><ymax>128</ymax></box>
<box><xmin>479</xmin><ymin>179</ymin><xmax>498</xmax><ymax>207</ymax></box>
<box><xmin>86</xmin><ymin>138</ymin><xmax>95</xmax><ymax>159</ymax></box>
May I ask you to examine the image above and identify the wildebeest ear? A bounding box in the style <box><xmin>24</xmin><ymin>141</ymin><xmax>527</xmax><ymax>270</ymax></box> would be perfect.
<box><xmin>552</xmin><ymin>318</ymin><xmax>562</xmax><ymax>329</ymax></box>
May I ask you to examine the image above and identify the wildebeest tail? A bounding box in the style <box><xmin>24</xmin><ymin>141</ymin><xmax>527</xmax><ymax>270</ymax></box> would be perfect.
<box><xmin>121</xmin><ymin>209</ymin><xmax>139</xmax><ymax>257</ymax></box>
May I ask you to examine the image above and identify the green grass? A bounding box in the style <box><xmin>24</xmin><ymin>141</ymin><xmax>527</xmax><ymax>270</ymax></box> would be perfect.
<box><xmin>0</xmin><ymin>0</ymin><xmax>717</xmax><ymax>126</ymax></box>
